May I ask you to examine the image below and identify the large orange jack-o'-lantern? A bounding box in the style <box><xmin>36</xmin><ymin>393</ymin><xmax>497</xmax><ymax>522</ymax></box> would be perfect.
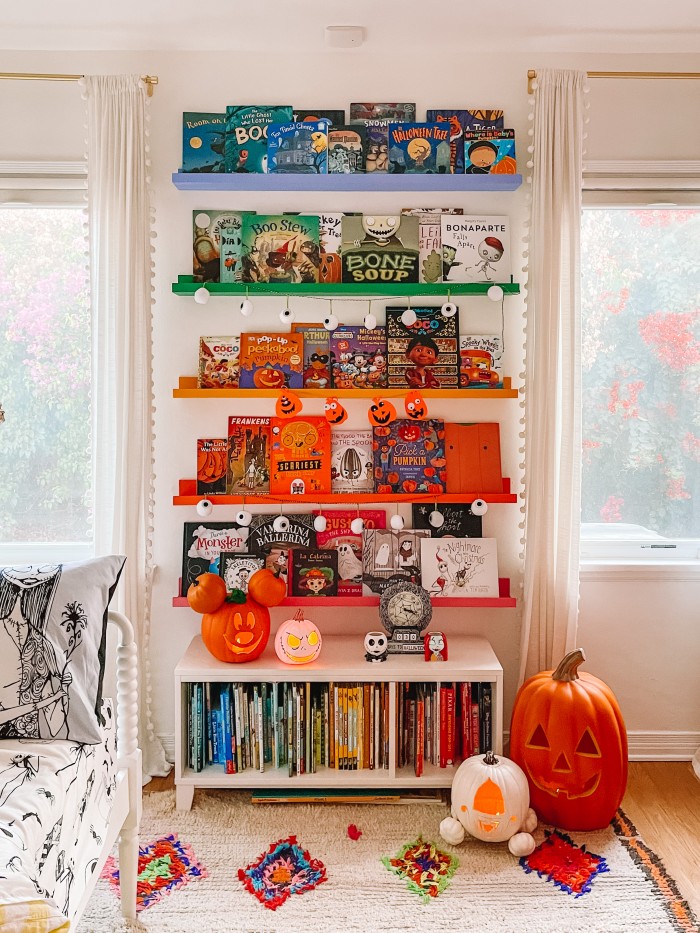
<box><xmin>440</xmin><ymin>751</ymin><xmax>537</xmax><ymax>856</ymax></box>
<box><xmin>200</xmin><ymin>591</ymin><xmax>271</xmax><ymax>663</ymax></box>
<box><xmin>509</xmin><ymin>648</ymin><xmax>628</xmax><ymax>831</ymax></box>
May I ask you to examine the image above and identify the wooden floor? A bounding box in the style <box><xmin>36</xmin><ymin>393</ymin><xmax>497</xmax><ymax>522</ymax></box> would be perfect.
<box><xmin>146</xmin><ymin>761</ymin><xmax>700</xmax><ymax>918</ymax></box>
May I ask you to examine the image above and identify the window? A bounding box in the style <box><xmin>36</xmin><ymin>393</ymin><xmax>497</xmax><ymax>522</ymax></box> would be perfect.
<box><xmin>580</xmin><ymin>203</ymin><xmax>700</xmax><ymax>562</ymax></box>
<box><xmin>0</xmin><ymin>201</ymin><xmax>92</xmax><ymax>562</ymax></box>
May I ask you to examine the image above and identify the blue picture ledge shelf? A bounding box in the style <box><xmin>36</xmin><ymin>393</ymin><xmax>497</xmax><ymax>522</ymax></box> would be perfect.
<box><xmin>172</xmin><ymin>172</ymin><xmax>523</xmax><ymax>192</ymax></box>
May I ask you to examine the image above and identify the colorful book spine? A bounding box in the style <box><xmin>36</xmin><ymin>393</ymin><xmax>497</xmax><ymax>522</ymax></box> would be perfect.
<box><xmin>471</xmin><ymin>684</ymin><xmax>481</xmax><ymax>756</ymax></box>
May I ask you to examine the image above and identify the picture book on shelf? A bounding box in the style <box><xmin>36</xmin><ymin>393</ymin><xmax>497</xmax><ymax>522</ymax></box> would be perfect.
<box><xmin>341</xmin><ymin>214</ymin><xmax>420</xmax><ymax>284</ymax></box>
<box><xmin>289</xmin><ymin>549</ymin><xmax>339</xmax><ymax>597</ymax></box>
<box><xmin>464</xmin><ymin>129</ymin><xmax>516</xmax><ymax>175</ymax></box>
<box><xmin>238</xmin><ymin>333</ymin><xmax>304</xmax><ymax>389</ymax></box>
<box><xmin>181</xmin><ymin>521</ymin><xmax>249</xmax><ymax>595</ymax></box>
<box><xmin>328</xmin><ymin>126</ymin><xmax>367</xmax><ymax>174</ymax></box>
<box><xmin>291</xmin><ymin>323</ymin><xmax>331</xmax><ymax>388</ymax></box>
<box><xmin>197</xmin><ymin>438</ymin><xmax>228</xmax><ymax>496</ymax></box>
<box><xmin>350</xmin><ymin>104</ymin><xmax>416</xmax><ymax>173</ymax></box>
<box><xmin>307</xmin><ymin>213</ymin><xmax>345</xmax><ymax>283</ymax></box>
<box><xmin>424</xmin><ymin>111</ymin><xmax>469</xmax><ymax>173</ymax></box>
<box><xmin>268</xmin><ymin>122</ymin><xmax>328</xmax><ymax>174</ymax></box>
<box><xmin>387</xmin><ymin>123</ymin><xmax>451</xmax><ymax>174</ymax></box>
<box><xmin>459</xmin><ymin>335</ymin><xmax>504</xmax><ymax>388</ymax></box>
<box><xmin>420</xmin><ymin>537</ymin><xmax>499</xmax><ymax>597</ymax></box>
<box><xmin>330</xmin><ymin>430</ymin><xmax>374</xmax><ymax>494</ymax></box>
<box><xmin>218</xmin><ymin>553</ymin><xmax>265</xmax><ymax>594</ymax></box>
<box><xmin>270</xmin><ymin>415</ymin><xmax>331</xmax><ymax>495</ymax></box>
<box><xmin>182</xmin><ymin>112</ymin><xmax>226</xmax><ymax>173</ymax></box>
<box><xmin>401</xmin><ymin>208</ymin><xmax>463</xmax><ymax>284</ymax></box>
<box><xmin>240</xmin><ymin>214</ymin><xmax>321</xmax><ymax>284</ymax></box>
<box><xmin>193</xmin><ymin>211</ymin><xmax>252</xmax><ymax>283</ymax></box>
<box><xmin>441</xmin><ymin>215</ymin><xmax>511</xmax><ymax>284</ymax></box>
<box><xmin>411</xmin><ymin>503</ymin><xmax>483</xmax><ymax>538</ymax></box>
<box><xmin>224</xmin><ymin>105</ymin><xmax>293</xmax><ymax>174</ymax></box>
<box><xmin>247</xmin><ymin>513</ymin><xmax>316</xmax><ymax>553</ymax></box>
<box><xmin>226</xmin><ymin>416</ymin><xmax>270</xmax><ymax>495</ymax></box>
<box><xmin>373</xmin><ymin>419</ymin><xmax>446</xmax><ymax>495</ymax></box>
<box><xmin>198</xmin><ymin>336</ymin><xmax>240</xmax><ymax>389</ymax></box>
<box><xmin>330</xmin><ymin>325</ymin><xmax>388</xmax><ymax>389</ymax></box>
<box><xmin>313</xmin><ymin>509</ymin><xmax>386</xmax><ymax>596</ymax></box>
<box><xmin>361</xmin><ymin>527</ymin><xmax>430</xmax><ymax>596</ymax></box>
<box><xmin>294</xmin><ymin>109</ymin><xmax>346</xmax><ymax>127</ymax></box>
<box><xmin>350</xmin><ymin>103</ymin><xmax>417</xmax><ymax>123</ymax></box>
<box><xmin>263</xmin><ymin>548</ymin><xmax>290</xmax><ymax>589</ymax></box>
<box><xmin>463</xmin><ymin>109</ymin><xmax>504</xmax><ymax>131</ymax></box>
<box><xmin>385</xmin><ymin>306</ymin><xmax>459</xmax><ymax>388</ymax></box>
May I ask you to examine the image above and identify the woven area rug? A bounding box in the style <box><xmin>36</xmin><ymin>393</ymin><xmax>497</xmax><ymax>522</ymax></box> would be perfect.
<box><xmin>78</xmin><ymin>789</ymin><xmax>699</xmax><ymax>933</ymax></box>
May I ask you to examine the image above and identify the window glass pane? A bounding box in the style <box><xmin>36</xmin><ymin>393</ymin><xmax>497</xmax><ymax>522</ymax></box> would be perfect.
<box><xmin>0</xmin><ymin>207</ymin><xmax>92</xmax><ymax>547</ymax></box>
<box><xmin>581</xmin><ymin>208</ymin><xmax>700</xmax><ymax>539</ymax></box>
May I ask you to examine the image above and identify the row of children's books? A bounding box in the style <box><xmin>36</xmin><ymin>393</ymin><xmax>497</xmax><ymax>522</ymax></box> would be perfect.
<box><xmin>197</xmin><ymin>416</ymin><xmax>503</xmax><ymax>498</ymax></box>
<box><xmin>198</xmin><ymin>320</ymin><xmax>504</xmax><ymax>391</ymax></box>
<box><xmin>185</xmin><ymin>678</ymin><xmax>493</xmax><ymax>777</ymax></box>
<box><xmin>193</xmin><ymin>209</ymin><xmax>512</xmax><ymax>285</ymax></box>
<box><xmin>398</xmin><ymin>681</ymin><xmax>493</xmax><ymax>775</ymax></box>
<box><xmin>182</xmin><ymin>514</ymin><xmax>500</xmax><ymax>600</ymax></box>
<box><xmin>186</xmin><ymin>680</ymin><xmax>390</xmax><ymax>775</ymax></box>
<box><xmin>183</xmin><ymin>105</ymin><xmax>514</xmax><ymax>176</ymax></box>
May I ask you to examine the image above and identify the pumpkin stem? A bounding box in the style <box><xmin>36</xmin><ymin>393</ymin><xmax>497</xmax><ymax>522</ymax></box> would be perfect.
<box><xmin>552</xmin><ymin>648</ymin><xmax>586</xmax><ymax>682</ymax></box>
<box><xmin>294</xmin><ymin>608</ymin><xmax>305</xmax><ymax>622</ymax></box>
<box><xmin>225</xmin><ymin>588</ymin><xmax>247</xmax><ymax>605</ymax></box>
<box><xmin>484</xmin><ymin>750</ymin><xmax>498</xmax><ymax>765</ymax></box>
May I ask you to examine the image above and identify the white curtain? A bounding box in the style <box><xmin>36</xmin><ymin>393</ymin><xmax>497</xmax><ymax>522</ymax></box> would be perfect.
<box><xmin>83</xmin><ymin>75</ymin><xmax>168</xmax><ymax>779</ymax></box>
<box><xmin>520</xmin><ymin>69</ymin><xmax>587</xmax><ymax>682</ymax></box>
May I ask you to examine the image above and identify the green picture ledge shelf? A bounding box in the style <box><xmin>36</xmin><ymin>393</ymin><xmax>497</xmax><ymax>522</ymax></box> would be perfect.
<box><xmin>172</xmin><ymin>275</ymin><xmax>520</xmax><ymax>298</ymax></box>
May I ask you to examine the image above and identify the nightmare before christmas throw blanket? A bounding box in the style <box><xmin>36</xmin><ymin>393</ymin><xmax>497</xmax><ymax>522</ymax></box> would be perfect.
<box><xmin>79</xmin><ymin>790</ymin><xmax>698</xmax><ymax>933</ymax></box>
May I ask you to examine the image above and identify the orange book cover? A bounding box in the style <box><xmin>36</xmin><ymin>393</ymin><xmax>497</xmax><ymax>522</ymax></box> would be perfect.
<box><xmin>238</xmin><ymin>333</ymin><xmax>304</xmax><ymax>389</ymax></box>
<box><xmin>270</xmin><ymin>415</ymin><xmax>331</xmax><ymax>495</ymax></box>
<box><xmin>445</xmin><ymin>422</ymin><xmax>503</xmax><ymax>493</ymax></box>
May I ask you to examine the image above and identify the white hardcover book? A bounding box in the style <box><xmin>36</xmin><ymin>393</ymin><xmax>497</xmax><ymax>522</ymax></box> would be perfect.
<box><xmin>420</xmin><ymin>537</ymin><xmax>499</xmax><ymax>597</ymax></box>
<box><xmin>441</xmin><ymin>215</ymin><xmax>511</xmax><ymax>284</ymax></box>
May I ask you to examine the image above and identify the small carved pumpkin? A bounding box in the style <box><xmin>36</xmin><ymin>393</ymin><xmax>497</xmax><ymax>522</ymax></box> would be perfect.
<box><xmin>509</xmin><ymin>648</ymin><xmax>628</xmax><ymax>831</ymax></box>
<box><xmin>368</xmin><ymin>397</ymin><xmax>397</xmax><ymax>427</ymax></box>
<box><xmin>186</xmin><ymin>572</ymin><xmax>227</xmax><ymax>615</ymax></box>
<box><xmin>201</xmin><ymin>593</ymin><xmax>270</xmax><ymax>663</ymax></box>
<box><xmin>319</xmin><ymin>251</ymin><xmax>342</xmax><ymax>284</ymax></box>
<box><xmin>274</xmin><ymin>610</ymin><xmax>322</xmax><ymax>665</ymax></box>
<box><xmin>275</xmin><ymin>390</ymin><xmax>303</xmax><ymax>419</ymax></box>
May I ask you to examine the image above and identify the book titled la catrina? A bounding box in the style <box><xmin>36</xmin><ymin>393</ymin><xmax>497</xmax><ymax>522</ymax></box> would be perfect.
<box><xmin>289</xmin><ymin>549</ymin><xmax>339</xmax><ymax>597</ymax></box>
<box><xmin>224</xmin><ymin>105</ymin><xmax>293</xmax><ymax>173</ymax></box>
<box><xmin>373</xmin><ymin>419</ymin><xmax>446</xmax><ymax>495</ymax></box>
<box><xmin>270</xmin><ymin>415</ymin><xmax>332</xmax><ymax>495</ymax></box>
<box><xmin>238</xmin><ymin>333</ymin><xmax>304</xmax><ymax>389</ymax></box>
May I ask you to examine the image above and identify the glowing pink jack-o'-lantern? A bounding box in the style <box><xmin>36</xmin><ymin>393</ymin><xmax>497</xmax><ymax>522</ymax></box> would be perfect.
<box><xmin>274</xmin><ymin>610</ymin><xmax>322</xmax><ymax>665</ymax></box>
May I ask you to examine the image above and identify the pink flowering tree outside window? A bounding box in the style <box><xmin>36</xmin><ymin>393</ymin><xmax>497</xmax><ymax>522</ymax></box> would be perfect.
<box><xmin>581</xmin><ymin>209</ymin><xmax>700</xmax><ymax>538</ymax></box>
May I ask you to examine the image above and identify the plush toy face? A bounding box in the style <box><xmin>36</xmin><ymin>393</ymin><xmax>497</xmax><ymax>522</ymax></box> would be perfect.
<box><xmin>451</xmin><ymin>753</ymin><xmax>530</xmax><ymax>844</ymax></box>
<box><xmin>364</xmin><ymin>631</ymin><xmax>387</xmax><ymax>658</ymax></box>
<box><xmin>275</xmin><ymin>616</ymin><xmax>322</xmax><ymax>665</ymax></box>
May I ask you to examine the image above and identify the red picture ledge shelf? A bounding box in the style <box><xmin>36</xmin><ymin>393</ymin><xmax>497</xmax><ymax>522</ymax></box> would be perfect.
<box><xmin>174</xmin><ymin>477</ymin><xmax>516</xmax><ymax>505</ymax></box>
<box><xmin>173</xmin><ymin>577</ymin><xmax>515</xmax><ymax>608</ymax></box>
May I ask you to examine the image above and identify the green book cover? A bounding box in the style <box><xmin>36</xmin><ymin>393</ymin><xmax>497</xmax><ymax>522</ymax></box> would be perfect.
<box><xmin>224</xmin><ymin>105</ymin><xmax>293</xmax><ymax>174</ymax></box>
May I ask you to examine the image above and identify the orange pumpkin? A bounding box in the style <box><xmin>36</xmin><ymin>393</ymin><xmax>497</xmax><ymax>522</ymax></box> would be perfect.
<box><xmin>319</xmin><ymin>251</ymin><xmax>342</xmax><ymax>283</ymax></box>
<box><xmin>254</xmin><ymin>365</ymin><xmax>286</xmax><ymax>389</ymax></box>
<box><xmin>509</xmin><ymin>648</ymin><xmax>628</xmax><ymax>831</ymax></box>
<box><xmin>187</xmin><ymin>573</ymin><xmax>227</xmax><ymax>614</ymax></box>
<box><xmin>275</xmin><ymin>390</ymin><xmax>303</xmax><ymax>419</ymax></box>
<box><xmin>247</xmin><ymin>567</ymin><xmax>287</xmax><ymax>607</ymax></box>
<box><xmin>201</xmin><ymin>595</ymin><xmax>270</xmax><ymax>663</ymax></box>
<box><xmin>492</xmin><ymin>155</ymin><xmax>517</xmax><ymax>175</ymax></box>
<box><xmin>368</xmin><ymin>397</ymin><xmax>397</xmax><ymax>427</ymax></box>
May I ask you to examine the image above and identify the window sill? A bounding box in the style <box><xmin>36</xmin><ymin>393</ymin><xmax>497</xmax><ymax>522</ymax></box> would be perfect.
<box><xmin>580</xmin><ymin>560</ymin><xmax>700</xmax><ymax>583</ymax></box>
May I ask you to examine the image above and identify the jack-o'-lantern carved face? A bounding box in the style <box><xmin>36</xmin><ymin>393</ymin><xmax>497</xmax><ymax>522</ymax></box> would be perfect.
<box><xmin>275</xmin><ymin>612</ymin><xmax>322</xmax><ymax>665</ymax></box>
<box><xmin>368</xmin><ymin>397</ymin><xmax>397</xmax><ymax>427</ymax></box>
<box><xmin>275</xmin><ymin>390</ymin><xmax>303</xmax><ymax>419</ymax></box>
<box><xmin>404</xmin><ymin>391</ymin><xmax>427</xmax><ymax>420</ymax></box>
<box><xmin>522</xmin><ymin>723</ymin><xmax>603</xmax><ymax>801</ymax></box>
<box><xmin>450</xmin><ymin>752</ymin><xmax>531</xmax><ymax>844</ymax></box>
<box><xmin>398</xmin><ymin>422</ymin><xmax>421</xmax><ymax>442</ymax></box>
<box><xmin>254</xmin><ymin>365</ymin><xmax>286</xmax><ymax>389</ymax></box>
<box><xmin>201</xmin><ymin>599</ymin><xmax>270</xmax><ymax>664</ymax></box>
<box><xmin>280</xmin><ymin>420</ymin><xmax>318</xmax><ymax>449</ymax></box>
<box><xmin>324</xmin><ymin>398</ymin><xmax>348</xmax><ymax>425</ymax></box>
<box><xmin>319</xmin><ymin>251</ymin><xmax>342</xmax><ymax>283</ymax></box>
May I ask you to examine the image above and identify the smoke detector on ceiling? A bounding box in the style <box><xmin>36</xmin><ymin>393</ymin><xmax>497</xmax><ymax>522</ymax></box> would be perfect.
<box><xmin>324</xmin><ymin>25</ymin><xmax>365</xmax><ymax>48</ymax></box>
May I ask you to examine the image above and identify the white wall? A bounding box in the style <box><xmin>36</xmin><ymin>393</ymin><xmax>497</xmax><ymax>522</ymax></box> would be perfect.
<box><xmin>2</xmin><ymin>49</ymin><xmax>699</xmax><ymax>758</ymax></box>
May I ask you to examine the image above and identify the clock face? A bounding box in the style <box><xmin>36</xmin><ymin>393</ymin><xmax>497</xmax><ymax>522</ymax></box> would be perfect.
<box><xmin>389</xmin><ymin>591</ymin><xmax>424</xmax><ymax>627</ymax></box>
<box><xmin>379</xmin><ymin>581</ymin><xmax>432</xmax><ymax>636</ymax></box>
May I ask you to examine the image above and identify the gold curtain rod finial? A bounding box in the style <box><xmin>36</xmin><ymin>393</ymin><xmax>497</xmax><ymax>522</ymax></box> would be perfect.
<box><xmin>0</xmin><ymin>72</ymin><xmax>158</xmax><ymax>94</ymax></box>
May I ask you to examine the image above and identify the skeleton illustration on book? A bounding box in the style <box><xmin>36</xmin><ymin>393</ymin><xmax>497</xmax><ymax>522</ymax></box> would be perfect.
<box><xmin>353</xmin><ymin>215</ymin><xmax>405</xmax><ymax>250</ymax></box>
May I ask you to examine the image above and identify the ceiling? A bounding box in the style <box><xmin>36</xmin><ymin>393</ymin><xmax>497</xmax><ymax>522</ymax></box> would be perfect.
<box><xmin>2</xmin><ymin>0</ymin><xmax>700</xmax><ymax>52</ymax></box>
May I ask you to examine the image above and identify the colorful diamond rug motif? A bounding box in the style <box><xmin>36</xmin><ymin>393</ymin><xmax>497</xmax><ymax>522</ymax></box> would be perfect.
<box><xmin>382</xmin><ymin>837</ymin><xmax>458</xmax><ymax>902</ymax></box>
<box><xmin>238</xmin><ymin>835</ymin><xmax>327</xmax><ymax>910</ymax></box>
<box><xmin>101</xmin><ymin>833</ymin><xmax>207</xmax><ymax>911</ymax></box>
<box><xmin>520</xmin><ymin>828</ymin><xmax>609</xmax><ymax>897</ymax></box>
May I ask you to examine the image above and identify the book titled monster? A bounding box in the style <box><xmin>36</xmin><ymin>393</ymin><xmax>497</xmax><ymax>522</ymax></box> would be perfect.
<box><xmin>331</xmin><ymin>430</ymin><xmax>374</xmax><ymax>494</ymax></box>
<box><xmin>411</xmin><ymin>503</ymin><xmax>483</xmax><ymax>538</ymax></box>
<box><xmin>238</xmin><ymin>333</ymin><xmax>304</xmax><ymax>390</ymax></box>
<box><xmin>182</xmin><ymin>112</ymin><xmax>226</xmax><ymax>173</ymax></box>
<box><xmin>240</xmin><ymin>214</ymin><xmax>320</xmax><ymax>284</ymax></box>
<box><xmin>329</xmin><ymin>325</ymin><xmax>388</xmax><ymax>389</ymax></box>
<box><xmin>181</xmin><ymin>521</ymin><xmax>249</xmax><ymax>595</ymax></box>
<box><xmin>289</xmin><ymin>549</ymin><xmax>339</xmax><ymax>597</ymax></box>
<box><xmin>313</xmin><ymin>508</ymin><xmax>386</xmax><ymax>596</ymax></box>
<box><xmin>226</xmin><ymin>416</ymin><xmax>271</xmax><ymax>495</ymax></box>
<box><xmin>268</xmin><ymin>122</ymin><xmax>328</xmax><ymax>174</ymax></box>
<box><xmin>464</xmin><ymin>129</ymin><xmax>516</xmax><ymax>175</ymax></box>
<box><xmin>361</xmin><ymin>527</ymin><xmax>430</xmax><ymax>596</ymax></box>
<box><xmin>373</xmin><ymin>419</ymin><xmax>446</xmax><ymax>495</ymax></box>
<box><xmin>224</xmin><ymin>105</ymin><xmax>293</xmax><ymax>174</ymax></box>
<box><xmin>341</xmin><ymin>214</ymin><xmax>419</xmax><ymax>284</ymax></box>
<box><xmin>193</xmin><ymin>210</ymin><xmax>252</xmax><ymax>283</ymax></box>
<box><xmin>328</xmin><ymin>126</ymin><xmax>367</xmax><ymax>174</ymax></box>
<box><xmin>269</xmin><ymin>415</ymin><xmax>332</xmax><ymax>496</ymax></box>
<box><xmin>387</xmin><ymin>124</ymin><xmax>451</xmax><ymax>174</ymax></box>
<box><xmin>441</xmin><ymin>215</ymin><xmax>511</xmax><ymax>284</ymax></box>
<box><xmin>385</xmin><ymin>306</ymin><xmax>459</xmax><ymax>388</ymax></box>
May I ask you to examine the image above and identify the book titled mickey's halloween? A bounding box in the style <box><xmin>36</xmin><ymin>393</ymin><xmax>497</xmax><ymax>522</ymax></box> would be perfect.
<box><xmin>270</xmin><ymin>415</ymin><xmax>331</xmax><ymax>495</ymax></box>
<box><xmin>373</xmin><ymin>419</ymin><xmax>446</xmax><ymax>495</ymax></box>
<box><xmin>238</xmin><ymin>333</ymin><xmax>304</xmax><ymax>389</ymax></box>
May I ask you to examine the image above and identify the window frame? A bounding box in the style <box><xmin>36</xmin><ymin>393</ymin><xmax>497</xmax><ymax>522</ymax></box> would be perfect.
<box><xmin>580</xmin><ymin>162</ymin><xmax>700</xmax><ymax>572</ymax></box>
<box><xmin>0</xmin><ymin>161</ymin><xmax>93</xmax><ymax>565</ymax></box>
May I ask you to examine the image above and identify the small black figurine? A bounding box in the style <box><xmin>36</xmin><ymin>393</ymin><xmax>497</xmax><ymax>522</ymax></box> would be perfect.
<box><xmin>364</xmin><ymin>631</ymin><xmax>388</xmax><ymax>662</ymax></box>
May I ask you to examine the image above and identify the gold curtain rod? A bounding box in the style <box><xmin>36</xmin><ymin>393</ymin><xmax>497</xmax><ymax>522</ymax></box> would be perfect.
<box><xmin>527</xmin><ymin>69</ymin><xmax>700</xmax><ymax>95</ymax></box>
<box><xmin>0</xmin><ymin>72</ymin><xmax>158</xmax><ymax>96</ymax></box>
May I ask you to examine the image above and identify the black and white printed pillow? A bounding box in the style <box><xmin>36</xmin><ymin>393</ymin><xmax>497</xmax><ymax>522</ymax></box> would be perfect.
<box><xmin>0</xmin><ymin>555</ymin><xmax>125</xmax><ymax>744</ymax></box>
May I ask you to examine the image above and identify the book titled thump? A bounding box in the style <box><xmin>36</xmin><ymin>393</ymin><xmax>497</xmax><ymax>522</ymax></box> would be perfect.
<box><xmin>441</xmin><ymin>215</ymin><xmax>511</xmax><ymax>284</ymax></box>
